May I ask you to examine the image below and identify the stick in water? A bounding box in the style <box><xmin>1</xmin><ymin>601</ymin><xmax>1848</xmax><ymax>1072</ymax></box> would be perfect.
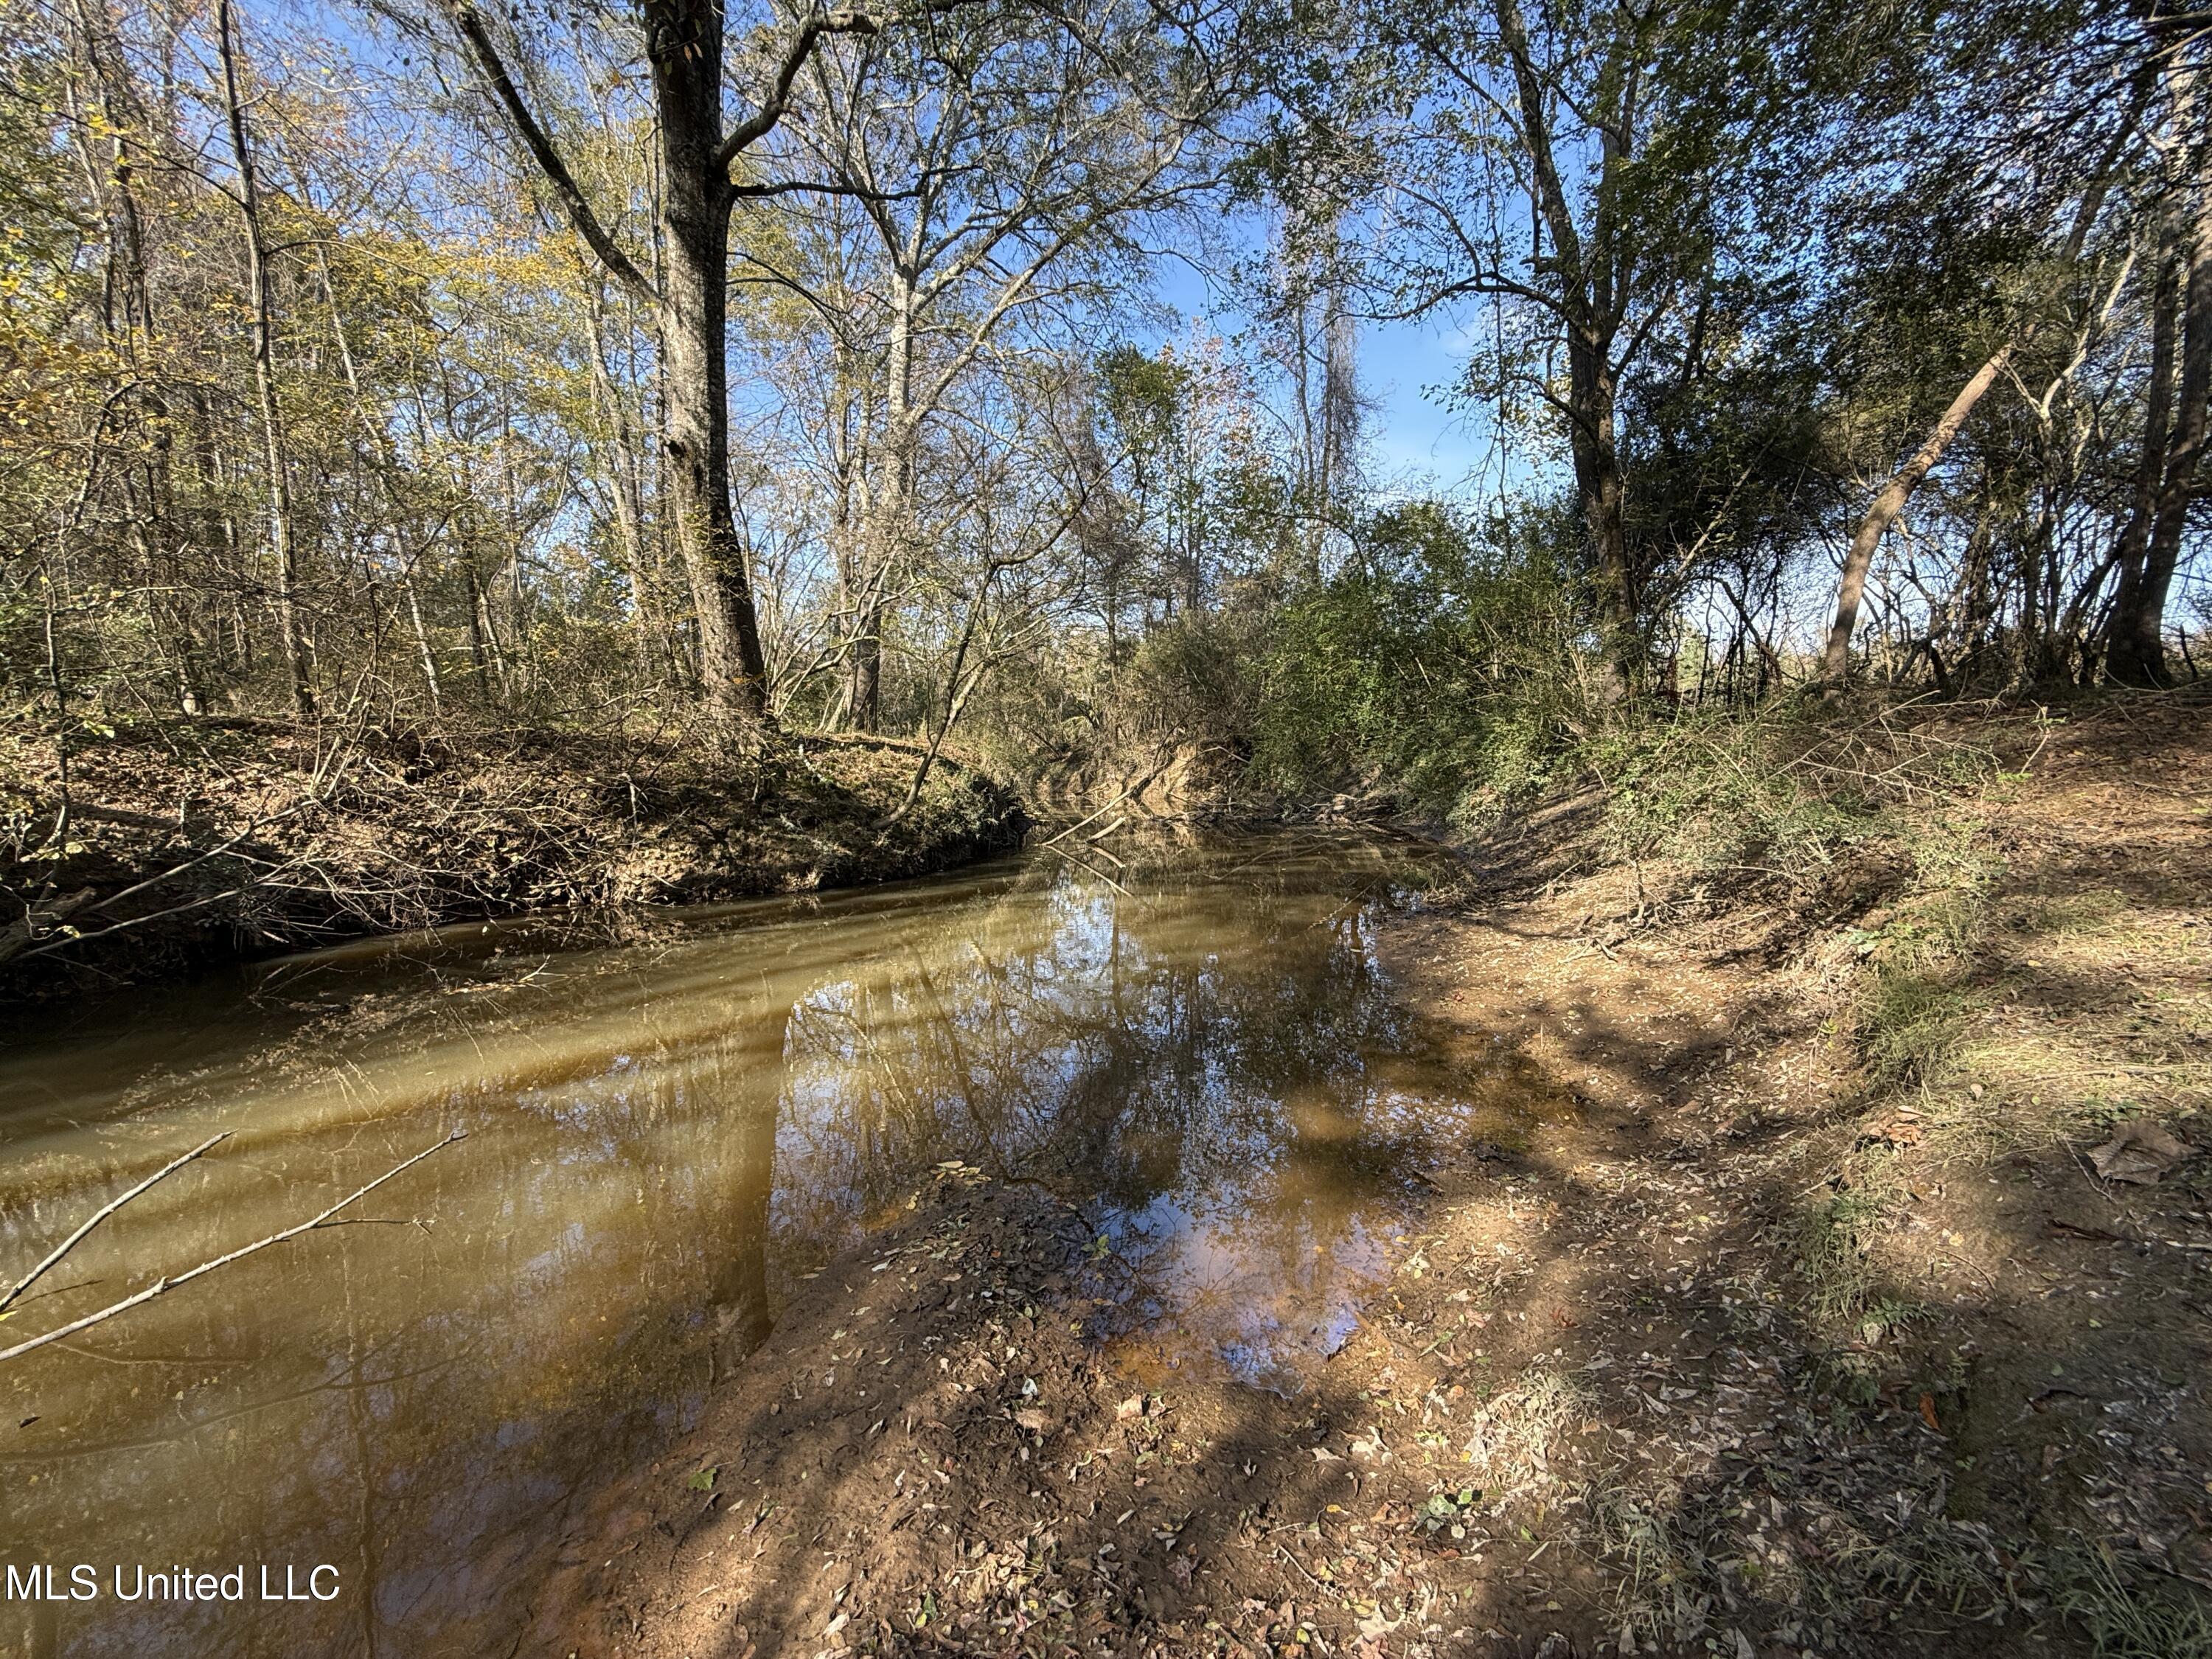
<box><xmin>0</xmin><ymin>1130</ymin><xmax>465</xmax><ymax>1366</ymax></box>
<box><xmin>0</xmin><ymin>1133</ymin><xmax>230</xmax><ymax>1318</ymax></box>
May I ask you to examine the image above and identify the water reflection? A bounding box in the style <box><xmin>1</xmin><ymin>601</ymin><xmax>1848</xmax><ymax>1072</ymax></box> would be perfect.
<box><xmin>0</xmin><ymin>832</ymin><xmax>1540</xmax><ymax>1657</ymax></box>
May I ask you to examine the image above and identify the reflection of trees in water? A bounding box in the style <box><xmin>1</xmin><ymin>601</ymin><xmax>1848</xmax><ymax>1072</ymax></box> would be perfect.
<box><xmin>0</xmin><ymin>832</ymin><xmax>1467</xmax><ymax>1657</ymax></box>
<box><xmin>1</xmin><ymin>984</ymin><xmax>806</xmax><ymax>1659</ymax></box>
<box><xmin>765</xmin><ymin>837</ymin><xmax>1461</xmax><ymax>1375</ymax></box>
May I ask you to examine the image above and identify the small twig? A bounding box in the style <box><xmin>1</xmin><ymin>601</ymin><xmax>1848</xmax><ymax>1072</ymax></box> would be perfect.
<box><xmin>1276</xmin><ymin>1544</ymin><xmax>1329</xmax><ymax>1591</ymax></box>
<box><xmin>0</xmin><ymin>1130</ymin><xmax>465</xmax><ymax>1366</ymax></box>
<box><xmin>0</xmin><ymin>1134</ymin><xmax>229</xmax><ymax>1317</ymax></box>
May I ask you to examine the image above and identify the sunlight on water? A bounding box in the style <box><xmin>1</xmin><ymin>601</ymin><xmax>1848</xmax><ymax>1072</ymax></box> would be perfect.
<box><xmin>0</xmin><ymin>830</ymin><xmax>1548</xmax><ymax>1657</ymax></box>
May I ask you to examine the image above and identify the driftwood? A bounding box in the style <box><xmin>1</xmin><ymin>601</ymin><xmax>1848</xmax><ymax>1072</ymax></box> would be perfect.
<box><xmin>0</xmin><ymin>1130</ymin><xmax>465</xmax><ymax>1366</ymax></box>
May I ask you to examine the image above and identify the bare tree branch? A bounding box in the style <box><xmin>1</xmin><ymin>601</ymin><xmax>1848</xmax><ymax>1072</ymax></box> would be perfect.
<box><xmin>0</xmin><ymin>1135</ymin><xmax>229</xmax><ymax>1318</ymax></box>
<box><xmin>446</xmin><ymin>4</ymin><xmax>656</xmax><ymax>305</ymax></box>
<box><xmin>0</xmin><ymin>1131</ymin><xmax>467</xmax><ymax>1367</ymax></box>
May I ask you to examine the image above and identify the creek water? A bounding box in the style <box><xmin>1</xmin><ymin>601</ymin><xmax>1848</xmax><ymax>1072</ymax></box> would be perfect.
<box><xmin>0</xmin><ymin>830</ymin><xmax>1544</xmax><ymax>1658</ymax></box>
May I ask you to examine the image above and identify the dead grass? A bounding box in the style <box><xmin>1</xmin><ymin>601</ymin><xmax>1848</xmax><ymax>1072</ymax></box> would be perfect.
<box><xmin>1399</xmin><ymin>686</ymin><xmax>2212</xmax><ymax>1655</ymax></box>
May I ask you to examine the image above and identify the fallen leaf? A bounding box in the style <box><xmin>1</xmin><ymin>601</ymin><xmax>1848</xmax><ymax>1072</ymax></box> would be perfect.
<box><xmin>1310</xmin><ymin>1445</ymin><xmax>1344</xmax><ymax>1463</ymax></box>
<box><xmin>686</xmin><ymin>1466</ymin><xmax>718</xmax><ymax>1492</ymax></box>
<box><xmin>2086</xmin><ymin>1120</ymin><xmax>2191</xmax><ymax>1185</ymax></box>
<box><xmin>1919</xmin><ymin>1394</ymin><xmax>1940</xmax><ymax>1433</ymax></box>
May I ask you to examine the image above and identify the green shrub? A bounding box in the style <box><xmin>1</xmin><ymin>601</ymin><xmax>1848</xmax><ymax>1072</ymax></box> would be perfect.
<box><xmin>1250</xmin><ymin>499</ymin><xmax>1587</xmax><ymax>818</ymax></box>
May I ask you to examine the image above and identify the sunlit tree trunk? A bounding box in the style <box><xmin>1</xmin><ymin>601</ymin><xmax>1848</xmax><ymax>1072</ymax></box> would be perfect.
<box><xmin>654</xmin><ymin>12</ymin><xmax>772</xmax><ymax>730</ymax></box>
<box><xmin>453</xmin><ymin>0</ymin><xmax>860</xmax><ymax>740</ymax></box>
<box><xmin>1819</xmin><ymin>104</ymin><xmax>2138</xmax><ymax>684</ymax></box>
<box><xmin>1819</xmin><ymin>345</ymin><xmax>2016</xmax><ymax>681</ymax></box>
<box><xmin>850</xmin><ymin>279</ymin><xmax>917</xmax><ymax>731</ymax></box>
<box><xmin>216</xmin><ymin>0</ymin><xmax>314</xmax><ymax>718</ymax></box>
<box><xmin>2110</xmin><ymin>184</ymin><xmax>2212</xmax><ymax>686</ymax></box>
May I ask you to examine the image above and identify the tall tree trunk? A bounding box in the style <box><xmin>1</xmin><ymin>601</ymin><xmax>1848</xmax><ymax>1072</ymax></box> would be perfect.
<box><xmin>851</xmin><ymin>278</ymin><xmax>918</xmax><ymax>731</ymax></box>
<box><xmin>650</xmin><ymin>0</ymin><xmax>769</xmax><ymax>733</ymax></box>
<box><xmin>453</xmin><ymin>0</ymin><xmax>885</xmax><ymax>735</ymax></box>
<box><xmin>76</xmin><ymin>0</ymin><xmax>206</xmax><ymax>710</ymax></box>
<box><xmin>216</xmin><ymin>0</ymin><xmax>313</xmax><ymax>719</ymax></box>
<box><xmin>2110</xmin><ymin>185</ymin><xmax>2212</xmax><ymax>686</ymax></box>
<box><xmin>2102</xmin><ymin>248</ymin><xmax>2179</xmax><ymax>675</ymax></box>
<box><xmin>1565</xmin><ymin>326</ymin><xmax>1636</xmax><ymax>695</ymax></box>
<box><xmin>1494</xmin><ymin>0</ymin><xmax>1638</xmax><ymax>698</ymax></box>
<box><xmin>1820</xmin><ymin>344</ymin><xmax>2017</xmax><ymax>681</ymax></box>
<box><xmin>403</xmin><ymin>570</ymin><xmax>444</xmax><ymax>714</ymax></box>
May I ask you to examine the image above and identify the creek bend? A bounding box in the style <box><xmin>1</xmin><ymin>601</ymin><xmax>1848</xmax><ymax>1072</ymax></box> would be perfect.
<box><xmin>0</xmin><ymin>830</ymin><xmax>1549</xmax><ymax>1658</ymax></box>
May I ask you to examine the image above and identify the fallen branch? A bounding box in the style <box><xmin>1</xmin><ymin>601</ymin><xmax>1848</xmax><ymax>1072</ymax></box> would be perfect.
<box><xmin>80</xmin><ymin>798</ymin><xmax>316</xmax><ymax>919</ymax></box>
<box><xmin>0</xmin><ymin>1129</ymin><xmax>465</xmax><ymax>1366</ymax></box>
<box><xmin>0</xmin><ymin>888</ymin><xmax>97</xmax><ymax>967</ymax></box>
<box><xmin>1</xmin><ymin>796</ymin><xmax>321</xmax><ymax>966</ymax></box>
<box><xmin>1043</xmin><ymin>839</ymin><xmax>1131</xmax><ymax>897</ymax></box>
<box><xmin>0</xmin><ymin>1133</ymin><xmax>229</xmax><ymax>1318</ymax></box>
<box><xmin>1037</xmin><ymin>782</ymin><xmax>1138</xmax><ymax>849</ymax></box>
<box><xmin>10</xmin><ymin>870</ymin><xmax>311</xmax><ymax>963</ymax></box>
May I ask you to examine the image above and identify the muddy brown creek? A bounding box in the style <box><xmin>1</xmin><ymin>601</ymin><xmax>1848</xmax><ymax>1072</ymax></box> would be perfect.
<box><xmin>0</xmin><ymin>831</ymin><xmax>1545</xmax><ymax>1658</ymax></box>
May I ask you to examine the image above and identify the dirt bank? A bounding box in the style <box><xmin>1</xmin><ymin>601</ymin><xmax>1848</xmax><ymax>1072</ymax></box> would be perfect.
<box><xmin>538</xmin><ymin>692</ymin><xmax>2206</xmax><ymax>1658</ymax></box>
<box><xmin>0</xmin><ymin>717</ymin><xmax>1026</xmax><ymax>1006</ymax></box>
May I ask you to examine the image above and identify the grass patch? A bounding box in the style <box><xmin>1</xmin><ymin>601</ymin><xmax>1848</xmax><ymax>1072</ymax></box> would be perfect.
<box><xmin>2053</xmin><ymin>1543</ymin><xmax>2212</xmax><ymax>1659</ymax></box>
<box><xmin>1794</xmin><ymin>1166</ymin><xmax>1926</xmax><ymax>1342</ymax></box>
<box><xmin>1586</xmin><ymin>696</ymin><xmax>2003</xmax><ymax>888</ymax></box>
<box><xmin>1857</xmin><ymin>970</ymin><xmax>1980</xmax><ymax>1091</ymax></box>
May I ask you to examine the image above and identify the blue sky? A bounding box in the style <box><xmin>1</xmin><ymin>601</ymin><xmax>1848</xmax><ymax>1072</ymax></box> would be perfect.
<box><xmin>1148</xmin><ymin>246</ymin><xmax>1500</xmax><ymax>501</ymax></box>
<box><xmin>1358</xmin><ymin>315</ymin><xmax>1492</xmax><ymax>487</ymax></box>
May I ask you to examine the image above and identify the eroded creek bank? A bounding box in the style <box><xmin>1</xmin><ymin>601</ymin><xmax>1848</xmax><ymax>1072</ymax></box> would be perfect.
<box><xmin>540</xmin><ymin>720</ymin><xmax>2212</xmax><ymax>1659</ymax></box>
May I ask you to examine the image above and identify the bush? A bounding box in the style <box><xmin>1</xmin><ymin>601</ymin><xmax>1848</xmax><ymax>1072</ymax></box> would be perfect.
<box><xmin>1250</xmin><ymin>500</ymin><xmax>1587</xmax><ymax>820</ymax></box>
<box><xmin>1584</xmin><ymin>695</ymin><xmax>2000</xmax><ymax>884</ymax></box>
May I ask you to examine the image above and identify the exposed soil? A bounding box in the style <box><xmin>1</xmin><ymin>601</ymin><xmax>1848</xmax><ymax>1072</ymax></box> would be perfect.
<box><xmin>0</xmin><ymin>717</ymin><xmax>1026</xmax><ymax>1009</ymax></box>
<box><xmin>490</xmin><ymin>695</ymin><xmax>2212</xmax><ymax>1656</ymax></box>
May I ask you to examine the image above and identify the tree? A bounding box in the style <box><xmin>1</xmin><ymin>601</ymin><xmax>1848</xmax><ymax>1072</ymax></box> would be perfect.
<box><xmin>747</xmin><ymin>0</ymin><xmax>1226</xmax><ymax>727</ymax></box>
<box><xmin>443</xmin><ymin>0</ymin><xmax>899</xmax><ymax>735</ymax></box>
<box><xmin>2110</xmin><ymin>169</ymin><xmax>2212</xmax><ymax>683</ymax></box>
<box><xmin>1282</xmin><ymin>0</ymin><xmax>1784</xmax><ymax>698</ymax></box>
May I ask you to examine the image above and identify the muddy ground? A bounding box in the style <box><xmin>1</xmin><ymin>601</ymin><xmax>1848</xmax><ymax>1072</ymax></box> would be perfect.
<box><xmin>0</xmin><ymin>717</ymin><xmax>1025</xmax><ymax>1006</ymax></box>
<box><xmin>541</xmin><ymin>692</ymin><xmax>2207</xmax><ymax>1659</ymax></box>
